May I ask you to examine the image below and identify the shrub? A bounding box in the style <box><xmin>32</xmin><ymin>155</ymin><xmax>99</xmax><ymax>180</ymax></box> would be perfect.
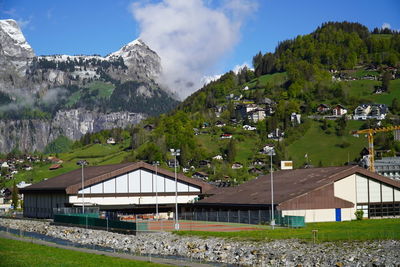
<box><xmin>354</xmin><ymin>209</ymin><xmax>364</xmax><ymax>220</ymax></box>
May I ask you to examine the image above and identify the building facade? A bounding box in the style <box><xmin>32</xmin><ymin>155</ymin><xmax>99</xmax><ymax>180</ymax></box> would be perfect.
<box><xmin>20</xmin><ymin>162</ymin><xmax>214</xmax><ymax>218</ymax></box>
<box><xmin>189</xmin><ymin>166</ymin><xmax>400</xmax><ymax>223</ymax></box>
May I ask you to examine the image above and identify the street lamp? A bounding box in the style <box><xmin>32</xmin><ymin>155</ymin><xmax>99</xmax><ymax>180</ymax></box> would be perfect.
<box><xmin>170</xmin><ymin>148</ymin><xmax>180</xmax><ymax>230</ymax></box>
<box><xmin>152</xmin><ymin>161</ymin><xmax>160</xmax><ymax>220</ymax></box>
<box><xmin>76</xmin><ymin>160</ymin><xmax>89</xmax><ymax>214</ymax></box>
<box><xmin>267</xmin><ymin>149</ymin><xmax>276</xmax><ymax>229</ymax></box>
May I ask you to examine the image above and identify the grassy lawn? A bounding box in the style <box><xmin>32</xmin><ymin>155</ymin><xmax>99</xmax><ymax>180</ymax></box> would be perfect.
<box><xmin>287</xmin><ymin>120</ymin><xmax>366</xmax><ymax>167</ymax></box>
<box><xmin>235</xmin><ymin>136</ymin><xmax>259</xmax><ymax>163</ymax></box>
<box><xmin>343</xmin><ymin>80</ymin><xmax>380</xmax><ymax>100</ymax></box>
<box><xmin>65</xmin><ymin>81</ymin><xmax>115</xmax><ymax>107</ymax></box>
<box><xmin>175</xmin><ymin>219</ymin><xmax>400</xmax><ymax>242</ymax></box>
<box><xmin>246</xmin><ymin>72</ymin><xmax>288</xmax><ymax>89</ymax></box>
<box><xmin>0</xmin><ymin>238</ymin><xmax>170</xmax><ymax>267</ymax></box>
<box><xmin>12</xmin><ymin>143</ymin><xmax>131</xmax><ymax>187</ymax></box>
<box><xmin>343</xmin><ymin>79</ymin><xmax>400</xmax><ymax>105</ymax></box>
<box><xmin>85</xmin><ymin>81</ymin><xmax>115</xmax><ymax>98</ymax></box>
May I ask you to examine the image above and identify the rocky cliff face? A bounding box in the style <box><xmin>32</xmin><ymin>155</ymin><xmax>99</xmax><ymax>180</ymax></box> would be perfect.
<box><xmin>0</xmin><ymin>109</ymin><xmax>146</xmax><ymax>152</ymax></box>
<box><xmin>0</xmin><ymin>19</ymin><xmax>178</xmax><ymax>153</ymax></box>
<box><xmin>0</xmin><ymin>19</ymin><xmax>35</xmax><ymax>90</ymax></box>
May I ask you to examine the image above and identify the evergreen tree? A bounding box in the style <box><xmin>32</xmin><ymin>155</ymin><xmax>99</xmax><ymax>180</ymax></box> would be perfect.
<box><xmin>392</xmin><ymin>98</ymin><xmax>400</xmax><ymax>114</ymax></box>
<box><xmin>382</xmin><ymin>71</ymin><xmax>392</xmax><ymax>92</ymax></box>
<box><xmin>226</xmin><ymin>139</ymin><xmax>236</xmax><ymax>163</ymax></box>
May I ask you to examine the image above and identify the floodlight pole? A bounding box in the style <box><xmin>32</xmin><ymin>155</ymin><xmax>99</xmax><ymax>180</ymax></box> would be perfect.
<box><xmin>153</xmin><ymin>161</ymin><xmax>160</xmax><ymax>220</ymax></box>
<box><xmin>269</xmin><ymin>150</ymin><xmax>276</xmax><ymax>229</ymax></box>
<box><xmin>77</xmin><ymin>160</ymin><xmax>89</xmax><ymax>214</ymax></box>
<box><xmin>170</xmin><ymin>149</ymin><xmax>180</xmax><ymax>230</ymax></box>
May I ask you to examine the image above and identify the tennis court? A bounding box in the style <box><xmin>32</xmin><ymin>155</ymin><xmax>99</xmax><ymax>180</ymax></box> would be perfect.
<box><xmin>137</xmin><ymin>220</ymin><xmax>269</xmax><ymax>232</ymax></box>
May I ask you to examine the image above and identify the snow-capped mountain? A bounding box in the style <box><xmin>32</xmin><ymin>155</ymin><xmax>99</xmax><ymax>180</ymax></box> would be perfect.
<box><xmin>0</xmin><ymin>19</ymin><xmax>164</xmax><ymax>93</ymax></box>
<box><xmin>0</xmin><ymin>19</ymin><xmax>179</xmax><ymax>153</ymax></box>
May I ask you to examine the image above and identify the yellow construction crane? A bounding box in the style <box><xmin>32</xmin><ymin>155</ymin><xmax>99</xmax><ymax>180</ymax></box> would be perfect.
<box><xmin>351</xmin><ymin>125</ymin><xmax>400</xmax><ymax>172</ymax></box>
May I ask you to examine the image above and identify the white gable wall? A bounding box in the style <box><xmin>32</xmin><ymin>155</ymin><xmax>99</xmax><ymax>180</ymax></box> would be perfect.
<box><xmin>333</xmin><ymin>174</ymin><xmax>357</xmax><ymax>220</ymax></box>
<box><xmin>69</xmin><ymin>195</ymin><xmax>198</xmax><ymax>206</ymax></box>
<box><xmin>74</xmin><ymin>168</ymin><xmax>201</xmax><ymax>206</ymax></box>
<box><xmin>78</xmin><ymin>169</ymin><xmax>201</xmax><ymax>194</ymax></box>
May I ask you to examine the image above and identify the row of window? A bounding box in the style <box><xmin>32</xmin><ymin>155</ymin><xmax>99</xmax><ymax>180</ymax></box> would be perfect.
<box><xmin>369</xmin><ymin>203</ymin><xmax>400</xmax><ymax>217</ymax></box>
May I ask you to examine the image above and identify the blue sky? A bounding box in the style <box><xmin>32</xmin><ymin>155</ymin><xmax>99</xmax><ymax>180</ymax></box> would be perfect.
<box><xmin>1</xmin><ymin>0</ymin><xmax>399</xmax><ymax>97</ymax></box>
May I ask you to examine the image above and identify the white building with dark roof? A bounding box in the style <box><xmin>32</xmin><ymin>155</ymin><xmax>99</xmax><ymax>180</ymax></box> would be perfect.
<box><xmin>188</xmin><ymin>166</ymin><xmax>400</xmax><ymax>223</ymax></box>
<box><xmin>20</xmin><ymin>162</ymin><xmax>214</xmax><ymax>218</ymax></box>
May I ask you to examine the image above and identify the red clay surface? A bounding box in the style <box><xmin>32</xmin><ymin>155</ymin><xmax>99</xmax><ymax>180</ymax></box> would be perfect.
<box><xmin>131</xmin><ymin>220</ymin><xmax>263</xmax><ymax>232</ymax></box>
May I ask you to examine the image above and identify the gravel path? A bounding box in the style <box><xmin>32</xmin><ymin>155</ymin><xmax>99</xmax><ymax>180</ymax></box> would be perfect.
<box><xmin>1</xmin><ymin>218</ymin><xmax>399</xmax><ymax>266</ymax></box>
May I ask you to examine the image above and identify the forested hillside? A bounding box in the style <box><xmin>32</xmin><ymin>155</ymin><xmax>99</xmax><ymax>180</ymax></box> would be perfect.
<box><xmin>8</xmin><ymin>21</ymin><xmax>400</xmax><ymax>187</ymax></box>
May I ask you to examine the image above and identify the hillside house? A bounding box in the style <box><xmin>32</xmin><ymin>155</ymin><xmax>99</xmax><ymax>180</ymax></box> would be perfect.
<box><xmin>236</xmin><ymin>103</ymin><xmax>257</xmax><ymax>119</ymax></box>
<box><xmin>260</xmin><ymin>144</ymin><xmax>274</xmax><ymax>154</ymax></box>
<box><xmin>243</xmin><ymin>125</ymin><xmax>257</xmax><ymax>131</ymax></box>
<box><xmin>220</xmin><ymin>133</ymin><xmax>232</xmax><ymax>139</ymax></box>
<box><xmin>268</xmin><ymin>128</ymin><xmax>284</xmax><ymax>141</ymax></box>
<box><xmin>199</xmin><ymin>160</ymin><xmax>211</xmax><ymax>168</ymax></box>
<box><xmin>317</xmin><ymin>104</ymin><xmax>330</xmax><ymax>113</ymax></box>
<box><xmin>167</xmin><ymin>159</ymin><xmax>179</xmax><ymax>168</ymax></box>
<box><xmin>248</xmin><ymin>167</ymin><xmax>263</xmax><ymax>174</ymax></box>
<box><xmin>49</xmin><ymin>164</ymin><xmax>62</xmax><ymax>170</ymax></box>
<box><xmin>290</xmin><ymin>113</ymin><xmax>301</xmax><ymax>125</ymax></box>
<box><xmin>353</xmin><ymin>104</ymin><xmax>388</xmax><ymax>120</ymax></box>
<box><xmin>231</xmin><ymin>162</ymin><xmax>243</xmax><ymax>169</ymax></box>
<box><xmin>215</xmin><ymin>121</ymin><xmax>226</xmax><ymax>127</ymax></box>
<box><xmin>252</xmin><ymin>160</ymin><xmax>265</xmax><ymax>166</ymax></box>
<box><xmin>106</xmin><ymin>138</ymin><xmax>116</xmax><ymax>144</ymax></box>
<box><xmin>212</xmin><ymin>155</ymin><xmax>223</xmax><ymax>160</ymax></box>
<box><xmin>332</xmin><ymin>104</ymin><xmax>347</xmax><ymax>116</ymax></box>
<box><xmin>192</xmin><ymin>172</ymin><xmax>209</xmax><ymax>181</ymax></box>
<box><xmin>1</xmin><ymin>162</ymin><xmax>9</xmax><ymax>168</ymax></box>
<box><xmin>247</xmin><ymin>108</ymin><xmax>266</xmax><ymax>122</ymax></box>
<box><xmin>48</xmin><ymin>157</ymin><xmax>63</xmax><ymax>164</ymax></box>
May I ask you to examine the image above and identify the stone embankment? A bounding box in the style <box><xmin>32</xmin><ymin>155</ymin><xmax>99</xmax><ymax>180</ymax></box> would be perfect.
<box><xmin>0</xmin><ymin>218</ymin><xmax>399</xmax><ymax>266</ymax></box>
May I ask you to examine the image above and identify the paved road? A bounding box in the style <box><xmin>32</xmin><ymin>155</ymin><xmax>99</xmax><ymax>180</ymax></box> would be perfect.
<box><xmin>0</xmin><ymin>231</ymin><xmax>215</xmax><ymax>267</ymax></box>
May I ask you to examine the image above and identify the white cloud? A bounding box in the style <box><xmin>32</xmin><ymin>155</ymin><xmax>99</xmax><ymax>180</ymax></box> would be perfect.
<box><xmin>131</xmin><ymin>0</ymin><xmax>257</xmax><ymax>99</ymax></box>
<box><xmin>382</xmin><ymin>22</ymin><xmax>391</xmax><ymax>29</ymax></box>
<box><xmin>201</xmin><ymin>74</ymin><xmax>222</xmax><ymax>86</ymax></box>
<box><xmin>0</xmin><ymin>88</ymin><xmax>35</xmax><ymax>112</ymax></box>
<box><xmin>41</xmin><ymin>88</ymin><xmax>68</xmax><ymax>105</ymax></box>
<box><xmin>201</xmin><ymin>61</ymin><xmax>253</xmax><ymax>86</ymax></box>
<box><xmin>232</xmin><ymin>62</ymin><xmax>253</xmax><ymax>74</ymax></box>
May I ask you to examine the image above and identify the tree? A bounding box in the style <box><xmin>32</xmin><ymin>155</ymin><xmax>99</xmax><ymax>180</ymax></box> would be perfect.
<box><xmin>226</xmin><ymin>139</ymin><xmax>236</xmax><ymax>163</ymax></box>
<box><xmin>336</xmin><ymin>115</ymin><xmax>347</xmax><ymax>136</ymax></box>
<box><xmin>392</xmin><ymin>98</ymin><xmax>400</xmax><ymax>114</ymax></box>
<box><xmin>382</xmin><ymin>71</ymin><xmax>392</xmax><ymax>92</ymax></box>
<box><xmin>12</xmin><ymin>181</ymin><xmax>19</xmax><ymax>210</ymax></box>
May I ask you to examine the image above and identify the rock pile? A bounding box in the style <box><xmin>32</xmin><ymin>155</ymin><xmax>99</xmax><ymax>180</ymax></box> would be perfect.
<box><xmin>0</xmin><ymin>218</ymin><xmax>399</xmax><ymax>266</ymax></box>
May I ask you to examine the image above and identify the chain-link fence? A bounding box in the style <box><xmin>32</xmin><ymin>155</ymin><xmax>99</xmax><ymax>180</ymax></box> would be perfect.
<box><xmin>179</xmin><ymin>210</ymin><xmax>282</xmax><ymax>225</ymax></box>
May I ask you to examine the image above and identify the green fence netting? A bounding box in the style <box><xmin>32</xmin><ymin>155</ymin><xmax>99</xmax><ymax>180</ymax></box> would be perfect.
<box><xmin>53</xmin><ymin>214</ymin><xmax>148</xmax><ymax>232</ymax></box>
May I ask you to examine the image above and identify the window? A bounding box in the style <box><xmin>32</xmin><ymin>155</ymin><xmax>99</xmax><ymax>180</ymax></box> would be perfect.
<box><xmin>369</xmin><ymin>202</ymin><xmax>400</xmax><ymax>217</ymax></box>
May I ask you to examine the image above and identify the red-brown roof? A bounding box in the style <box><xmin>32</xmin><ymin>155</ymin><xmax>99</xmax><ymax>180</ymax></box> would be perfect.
<box><xmin>20</xmin><ymin>161</ymin><xmax>215</xmax><ymax>194</ymax></box>
<box><xmin>197</xmin><ymin>166</ymin><xmax>400</xmax><ymax>206</ymax></box>
<box><xmin>49</xmin><ymin>164</ymin><xmax>62</xmax><ymax>170</ymax></box>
